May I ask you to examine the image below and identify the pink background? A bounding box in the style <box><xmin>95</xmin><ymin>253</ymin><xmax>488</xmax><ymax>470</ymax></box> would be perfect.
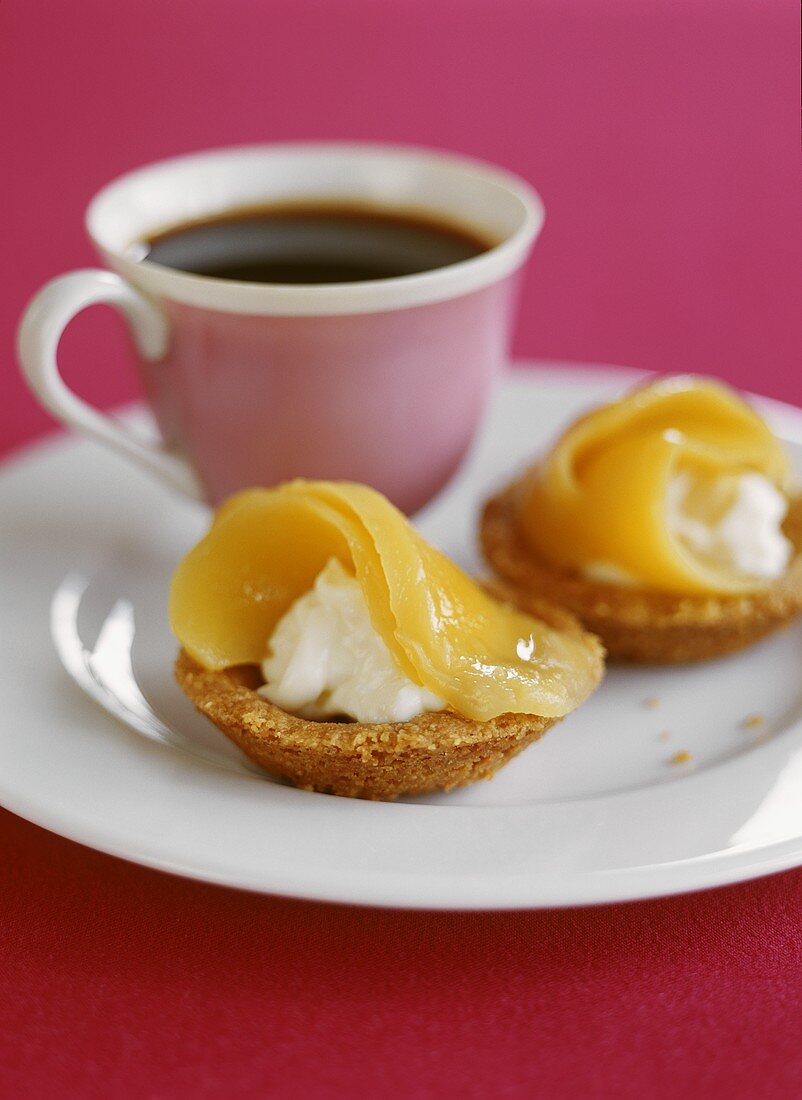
<box><xmin>3</xmin><ymin>0</ymin><xmax>800</xmax><ymax>455</ymax></box>
<box><xmin>2</xmin><ymin>1</ymin><xmax>801</xmax><ymax>1096</ymax></box>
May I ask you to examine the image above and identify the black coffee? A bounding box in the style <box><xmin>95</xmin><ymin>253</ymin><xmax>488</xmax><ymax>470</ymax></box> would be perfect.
<box><xmin>133</xmin><ymin>204</ymin><xmax>493</xmax><ymax>285</ymax></box>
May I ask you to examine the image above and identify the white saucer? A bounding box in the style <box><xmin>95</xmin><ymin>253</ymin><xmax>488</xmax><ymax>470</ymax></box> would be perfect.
<box><xmin>4</xmin><ymin>363</ymin><xmax>802</xmax><ymax>909</ymax></box>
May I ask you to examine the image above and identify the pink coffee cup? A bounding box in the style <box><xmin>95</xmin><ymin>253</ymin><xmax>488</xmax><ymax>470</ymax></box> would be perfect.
<box><xmin>17</xmin><ymin>144</ymin><xmax>543</xmax><ymax>513</ymax></box>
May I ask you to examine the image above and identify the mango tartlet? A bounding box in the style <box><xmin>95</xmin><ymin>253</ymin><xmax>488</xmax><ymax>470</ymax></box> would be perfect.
<box><xmin>171</xmin><ymin>480</ymin><xmax>604</xmax><ymax>799</ymax></box>
<box><xmin>481</xmin><ymin>376</ymin><xmax>802</xmax><ymax>663</ymax></box>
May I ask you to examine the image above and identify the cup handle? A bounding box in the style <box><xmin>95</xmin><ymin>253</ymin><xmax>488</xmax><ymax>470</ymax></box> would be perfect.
<box><xmin>17</xmin><ymin>269</ymin><xmax>203</xmax><ymax>501</ymax></box>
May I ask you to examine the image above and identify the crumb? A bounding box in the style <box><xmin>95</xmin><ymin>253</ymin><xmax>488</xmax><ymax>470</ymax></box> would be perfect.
<box><xmin>643</xmin><ymin>696</ymin><xmax>661</xmax><ymax>709</ymax></box>
<box><xmin>658</xmin><ymin>730</ymin><xmax>672</xmax><ymax>742</ymax></box>
<box><xmin>670</xmin><ymin>750</ymin><xmax>693</xmax><ymax>765</ymax></box>
<box><xmin>742</xmin><ymin>714</ymin><xmax>765</xmax><ymax>730</ymax></box>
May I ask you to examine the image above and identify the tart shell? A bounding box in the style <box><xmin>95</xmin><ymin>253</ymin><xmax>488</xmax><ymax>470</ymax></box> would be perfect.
<box><xmin>480</xmin><ymin>480</ymin><xmax>802</xmax><ymax>664</ymax></box>
<box><xmin>174</xmin><ymin>596</ymin><xmax>603</xmax><ymax>801</ymax></box>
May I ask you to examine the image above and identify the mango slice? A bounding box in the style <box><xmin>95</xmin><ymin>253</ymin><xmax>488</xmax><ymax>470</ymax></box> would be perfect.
<box><xmin>519</xmin><ymin>376</ymin><xmax>792</xmax><ymax>594</ymax></box>
<box><xmin>170</xmin><ymin>480</ymin><xmax>602</xmax><ymax>720</ymax></box>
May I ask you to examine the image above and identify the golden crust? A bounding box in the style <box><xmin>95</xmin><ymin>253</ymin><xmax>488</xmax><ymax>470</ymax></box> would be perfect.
<box><xmin>174</xmin><ymin>596</ymin><xmax>603</xmax><ymax>800</ymax></box>
<box><xmin>480</xmin><ymin>478</ymin><xmax>802</xmax><ymax>664</ymax></box>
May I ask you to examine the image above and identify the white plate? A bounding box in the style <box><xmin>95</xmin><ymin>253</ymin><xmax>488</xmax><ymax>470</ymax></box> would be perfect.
<box><xmin>4</xmin><ymin>363</ymin><xmax>802</xmax><ymax>910</ymax></box>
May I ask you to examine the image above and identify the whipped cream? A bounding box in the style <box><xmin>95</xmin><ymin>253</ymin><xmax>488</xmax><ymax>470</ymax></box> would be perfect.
<box><xmin>667</xmin><ymin>470</ymin><xmax>791</xmax><ymax>580</ymax></box>
<box><xmin>259</xmin><ymin>557</ymin><xmax>446</xmax><ymax>723</ymax></box>
<box><xmin>581</xmin><ymin>561</ymin><xmax>638</xmax><ymax>586</ymax></box>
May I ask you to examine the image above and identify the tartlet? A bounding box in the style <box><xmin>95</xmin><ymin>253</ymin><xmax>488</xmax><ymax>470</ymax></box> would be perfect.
<box><xmin>482</xmin><ymin>479</ymin><xmax>802</xmax><ymax>664</ymax></box>
<box><xmin>175</xmin><ymin>592</ymin><xmax>595</xmax><ymax>800</ymax></box>
<box><xmin>170</xmin><ymin>480</ymin><xmax>604</xmax><ymax>799</ymax></box>
<box><xmin>481</xmin><ymin>376</ymin><xmax>802</xmax><ymax>663</ymax></box>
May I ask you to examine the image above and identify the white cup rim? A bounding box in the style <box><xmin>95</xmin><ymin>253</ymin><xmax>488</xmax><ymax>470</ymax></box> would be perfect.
<box><xmin>86</xmin><ymin>142</ymin><xmax>544</xmax><ymax>316</ymax></box>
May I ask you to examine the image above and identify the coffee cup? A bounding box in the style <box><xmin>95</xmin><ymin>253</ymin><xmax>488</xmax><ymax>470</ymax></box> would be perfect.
<box><xmin>17</xmin><ymin>143</ymin><xmax>543</xmax><ymax>513</ymax></box>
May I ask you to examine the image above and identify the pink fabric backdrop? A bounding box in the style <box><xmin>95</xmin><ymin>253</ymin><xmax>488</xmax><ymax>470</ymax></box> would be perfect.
<box><xmin>2</xmin><ymin>1</ymin><xmax>801</xmax><ymax>1096</ymax></box>
<box><xmin>2</xmin><ymin>0</ymin><xmax>800</xmax><ymax>455</ymax></box>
